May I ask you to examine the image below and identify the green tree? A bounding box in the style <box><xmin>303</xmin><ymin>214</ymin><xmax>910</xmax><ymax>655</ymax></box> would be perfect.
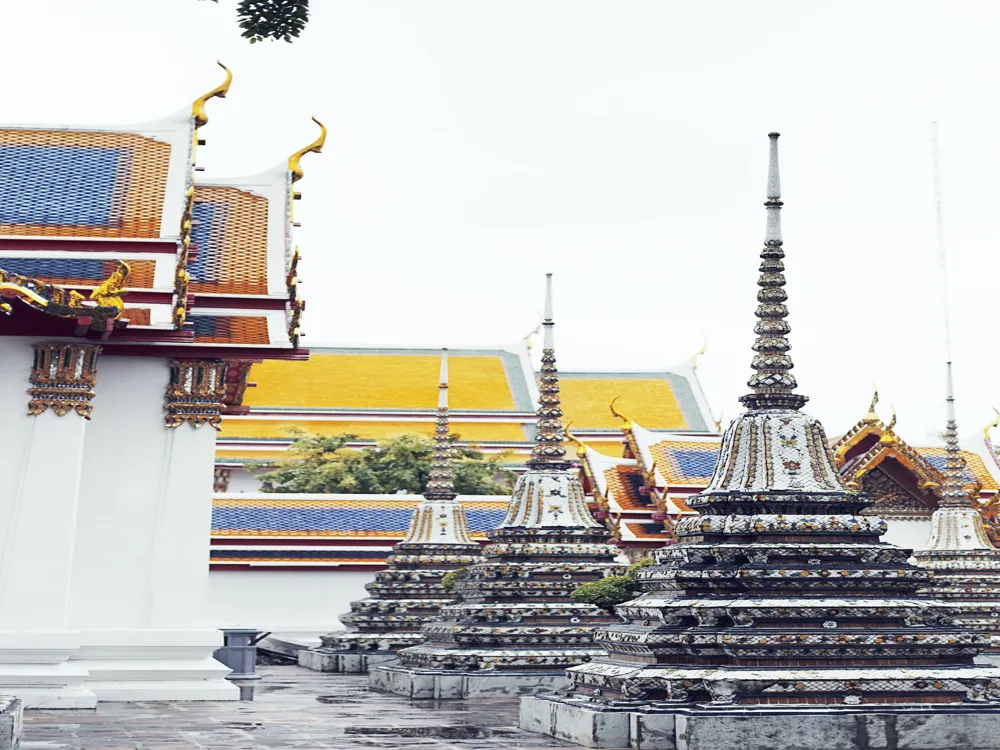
<box><xmin>204</xmin><ymin>0</ymin><xmax>310</xmax><ymax>43</ymax></box>
<box><xmin>258</xmin><ymin>431</ymin><xmax>516</xmax><ymax>495</ymax></box>
<box><xmin>570</xmin><ymin>557</ymin><xmax>655</xmax><ymax>612</ymax></box>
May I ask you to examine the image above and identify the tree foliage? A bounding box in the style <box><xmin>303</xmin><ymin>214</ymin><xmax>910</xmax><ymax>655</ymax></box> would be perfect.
<box><xmin>258</xmin><ymin>431</ymin><xmax>516</xmax><ymax>495</ymax></box>
<box><xmin>204</xmin><ymin>0</ymin><xmax>310</xmax><ymax>43</ymax></box>
<box><xmin>441</xmin><ymin>568</ymin><xmax>470</xmax><ymax>593</ymax></box>
<box><xmin>570</xmin><ymin>557</ymin><xmax>655</xmax><ymax>612</ymax></box>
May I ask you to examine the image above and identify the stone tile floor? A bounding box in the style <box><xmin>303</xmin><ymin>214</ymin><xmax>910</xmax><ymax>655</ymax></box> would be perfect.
<box><xmin>21</xmin><ymin>666</ymin><xmax>577</xmax><ymax>750</ymax></box>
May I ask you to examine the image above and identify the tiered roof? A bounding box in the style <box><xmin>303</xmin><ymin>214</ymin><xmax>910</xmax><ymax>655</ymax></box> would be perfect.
<box><xmin>0</xmin><ymin>64</ymin><xmax>316</xmax><ymax>375</ymax></box>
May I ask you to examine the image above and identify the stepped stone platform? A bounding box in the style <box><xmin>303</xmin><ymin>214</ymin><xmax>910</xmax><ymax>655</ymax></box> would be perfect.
<box><xmin>521</xmin><ymin>694</ymin><xmax>1000</xmax><ymax>750</ymax></box>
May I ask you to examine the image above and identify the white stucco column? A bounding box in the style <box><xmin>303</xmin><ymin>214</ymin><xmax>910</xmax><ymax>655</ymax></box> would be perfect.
<box><xmin>0</xmin><ymin>339</ymin><xmax>101</xmax><ymax>708</ymax></box>
<box><xmin>70</xmin><ymin>357</ymin><xmax>237</xmax><ymax>701</ymax></box>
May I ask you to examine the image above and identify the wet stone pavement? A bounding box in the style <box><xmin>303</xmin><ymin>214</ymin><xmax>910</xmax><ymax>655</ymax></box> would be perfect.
<box><xmin>21</xmin><ymin>665</ymin><xmax>578</xmax><ymax>750</ymax></box>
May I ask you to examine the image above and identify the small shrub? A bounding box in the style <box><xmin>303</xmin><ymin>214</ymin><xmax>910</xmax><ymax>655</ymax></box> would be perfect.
<box><xmin>441</xmin><ymin>568</ymin><xmax>470</xmax><ymax>592</ymax></box>
<box><xmin>571</xmin><ymin>575</ymin><xmax>639</xmax><ymax>611</ymax></box>
<box><xmin>570</xmin><ymin>557</ymin><xmax>656</xmax><ymax>612</ymax></box>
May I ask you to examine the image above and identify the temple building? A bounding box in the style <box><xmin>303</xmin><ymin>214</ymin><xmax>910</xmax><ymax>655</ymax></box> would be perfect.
<box><xmin>212</xmin><ymin>343</ymin><xmax>717</xmax><ymax>492</ymax></box>
<box><xmin>298</xmin><ymin>350</ymin><xmax>483</xmax><ymax>672</ymax></box>
<box><xmin>370</xmin><ymin>275</ymin><xmax>626</xmax><ymax>699</ymax></box>
<box><xmin>912</xmin><ymin>364</ymin><xmax>1000</xmax><ymax>656</ymax></box>
<box><xmin>0</xmin><ymin>65</ymin><xmax>319</xmax><ymax>706</ymax></box>
<box><xmin>523</xmin><ymin>134</ymin><xmax>1000</xmax><ymax>749</ymax></box>
<box><xmin>571</xmin><ymin>390</ymin><xmax>1000</xmax><ymax>554</ymax></box>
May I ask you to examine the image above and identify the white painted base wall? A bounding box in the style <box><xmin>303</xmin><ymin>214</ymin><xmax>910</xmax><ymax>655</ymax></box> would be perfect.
<box><xmin>208</xmin><ymin>570</ymin><xmax>373</xmax><ymax>637</ymax></box>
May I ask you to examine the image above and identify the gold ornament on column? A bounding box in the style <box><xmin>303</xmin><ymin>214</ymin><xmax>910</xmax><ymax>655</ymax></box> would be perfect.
<box><xmin>27</xmin><ymin>343</ymin><xmax>102</xmax><ymax>419</ymax></box>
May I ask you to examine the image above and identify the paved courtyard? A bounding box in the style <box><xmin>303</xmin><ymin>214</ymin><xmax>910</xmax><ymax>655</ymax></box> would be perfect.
<box><xmin>21</xmin><ymin>665</ymin><xmax>576</xmax><ymax>750</ymax></box>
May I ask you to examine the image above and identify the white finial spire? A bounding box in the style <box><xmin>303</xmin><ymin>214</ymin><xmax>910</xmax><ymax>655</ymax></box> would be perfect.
<box><xmin>543</xmin><ymin>272</ymin><xmax>554</xmax><ymax>350</ymax></box>
<box><xmin>931</xmin><ymin>128</ymin><xmax>970</xmax><ymax>509</ymax></box>
<box><xmin>764</xmin><ymin>132</ymin><xmax>782</xmax><ymax>246</ymax></box>
<box><xmin>438</xmin><ymin>348</ymin><xmax>449</xmax><ymax>409</ymax></box>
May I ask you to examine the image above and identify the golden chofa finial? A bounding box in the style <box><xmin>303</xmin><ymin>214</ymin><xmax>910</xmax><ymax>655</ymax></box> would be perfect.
<box><xmin>609</xmin><ymin>396</ymin><xmax>632</xmax><ymax>430</ymax></box>
<box><xmin>565</xmin><ymin>422</ymin><xmax>587</xmax><ymax>458</ymax></box>
<box><xmin>985</xmin><ymin>408</ymin><xmax>1000</xmax><ymax>438</ymax></box>
<box><xmin>879</xmin><ymin>405</ymin><xmax>898</xmax><ymax>444</ymax></box>
<box><xmin>288</xmin><ymin>116</ymin><xmax>327</xmax><ymax>183</ymax></box>
<box><xmin>192</xmin><ymin>61</ymin><xmax>233</xmax><ymax>128</ymax></box>
<box><xmin>690</xmin><ymin>334</ymin><xmax>708</xmax><ymax>370</ymax></box>
<box><xmin>863</xmin><ymin>385</ymin><xmax>880</xmax><ymax>423</ymax></box>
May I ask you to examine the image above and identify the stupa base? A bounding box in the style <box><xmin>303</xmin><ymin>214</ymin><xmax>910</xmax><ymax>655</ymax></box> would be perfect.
<box><xmin>298</xmin><ymin>648</ymin><xmax>398</xmax><ymax>673</ymax></box>
<box><xmin>369</xmin><ymin>663</ymin><xmax>571</xmax><ymax>700</ymax></box>
<box><xmin>521</xmin><ymin>694</ymin><xmax>1000</xmax><ymax>750</ymax></box>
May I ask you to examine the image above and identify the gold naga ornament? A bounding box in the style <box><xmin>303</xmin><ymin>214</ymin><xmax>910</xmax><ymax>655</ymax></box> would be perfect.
<box><xmin>88</xmin><ymin>261</ymin><xmax>130</xmax><ymax>318</ymax></box>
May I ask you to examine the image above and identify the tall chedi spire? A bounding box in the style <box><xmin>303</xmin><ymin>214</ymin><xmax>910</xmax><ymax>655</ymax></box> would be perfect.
<box><xmin>372</xmin><ymin>275</ymin><xmax>626</xmax><ymax>700</ymax></box>
<box><xmin>300</xmin><ymin>350</ymin><xmax>481</xmax><ymax>674</ymax></box>
<box><xmin>913</xmin><ymin>367</ymin><xmax>1000</xmax><ymax>653</ymax></box>
<box><xmin>741</xmin><ymin>132</ymin><xmax>807</xmax><ymax>412</ymax></box>
<box><xmin>421</xmin><ymin>349</ymin><xmax>459</xmax><ymax>502</ymax></box>
<box><xmin>912</xmin><ymin>124</ymin><xmax>1000</xmax><ymax>656</ymax></box>
<box><xmin>522</xmin><ymin>134</ymin><xmax>1000</xmax><ymax>749</ymax></box>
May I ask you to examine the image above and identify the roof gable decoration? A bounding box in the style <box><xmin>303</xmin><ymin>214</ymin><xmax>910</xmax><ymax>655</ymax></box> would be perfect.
<box><xmin>174</xmin><ymin>61</ymin><xmax>233</xmax><ymax>328</ymax></box>
<box><xmin>186</xmin><ymin>118</ymin><xmax>324</xmax><ymax>348</ymax></box>
<box><xmin>833</xmin><ymin>394</ymin><xmax>942</xmax><ymax>494</ymax></box>
<box><xmin>0</xmin><ymin>262</ymin><xmax>130</xmax><ymax>335</ymax></box>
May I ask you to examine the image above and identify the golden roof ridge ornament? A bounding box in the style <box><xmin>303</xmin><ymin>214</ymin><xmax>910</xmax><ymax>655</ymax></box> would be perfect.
<box><xmin>191</xmin><ymin>61</ymin><xmax>232</xmax><ymax>128</ymax></box>
<box><xmin>863</xmin><ymin>385</ymin><xmax>880</xmax><ymax>423</ymax></box>
<box><xmin>89</xmin><ymin>261</ymin><xmax>130</xmax><ymax>319</ymax></box>
<box><xmin>523</xmin><ymin>314</ymin><xmax>543</xmax><ymax>352</ymax></box>
<box><xmin>564</xmin><ymin>422</ymin><xmax>587</xmax><ymax>458</ymax></box>
<box><xmin>984</xmin><ymin>408</ymin><xmax>1000</xmax><ymax>439</ymax></box>
<box><xmin>690</xmin><ymin>334</ymin><xmax>708</xmax><ymax>370</ymax></box>
<box><xmin>609</xmin><ymin>395</ymin><xmax>633</xmax><ymax>431</ymax></box>
<box><xmin>288</xmin><ymin>116</ymin><xmax>326</xmax><ymax>183</ymax></box>
<box><xmin>886</xmin><ymin>404</ymin><xmax>897</xmax><ymax>433</ymax></box>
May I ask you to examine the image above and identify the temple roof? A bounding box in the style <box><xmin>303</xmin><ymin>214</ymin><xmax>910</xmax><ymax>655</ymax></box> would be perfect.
<box><xmin>0</xmin><ymin>68</ymin><xmax>319</xmax><ymax>358</ymax></box>
<box><xmin>0</xmin><ymin>113</ymin><xmax>191</xmax><ymax>240</ymax></box>
<box><xmin>217</xmin><ymin>346</ymin><xmax>717</xmax><ymax>469</ymax></box>
<box><xmin>211</xmin><ymin>495</ymin><xmax>508</xmax><ymax>539</ymax></box>
<box><xmin>209</xmin><ymin>494</ymin><xmax>508</xmax><ymax>568</ymax></box>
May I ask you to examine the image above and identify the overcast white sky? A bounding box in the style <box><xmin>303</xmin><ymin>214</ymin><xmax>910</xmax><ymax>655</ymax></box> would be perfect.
<box><xmin>5</xmin><ymin>1</ymin><xmax>1000</xmax><ymax>444</ymax></box>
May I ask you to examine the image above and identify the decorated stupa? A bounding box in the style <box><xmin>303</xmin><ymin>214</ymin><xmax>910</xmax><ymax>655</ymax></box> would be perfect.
<box><xmin>371</xmin><ymin>274</ymin><xmax>626</xmax><ymax>699</ymax></box>
<box><xmin>522</xmin><ymin>134</ymin><xmax>1000</xmax><ymax>750</ymax></box>
<box><xmin>299</xmin><ymin>349</ymin><xmax>482</xmax><ymax>673</ymax></box>
<box><xmin>913</xmin><ymin>366</ymin><xmax>1000</xmax><ymax>654</ymax></box>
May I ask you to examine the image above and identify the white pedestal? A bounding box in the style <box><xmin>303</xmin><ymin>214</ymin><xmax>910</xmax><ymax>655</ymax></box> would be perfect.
<box><xmin>74</xmin><ymin>630</ymin><xmax>238</xmax><ymax>702</ymax></box>
<box><xmin>0</xmin><ymin>339</ymin><xmax>97</xmax><ymax>708</ymax></box>
<box><xmin>69</xmin><ymin>358</ymin><xmax>237</xmax><ymax>702</ymax></box>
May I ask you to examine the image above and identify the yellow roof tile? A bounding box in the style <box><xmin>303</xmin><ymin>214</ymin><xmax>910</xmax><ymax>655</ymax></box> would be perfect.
<box><xmin>245</xmin><ymin>352</ymin><xmax>521</xmax><ymax>411</ymax></box>
<box><xmin>559</xmin><ymin>378</ymin><xmax>686</xmax><ymax>430</ymax></box>
<box><xmin>219</xmin><ymin>418</ymin><xmax>530</xmax><ymax>444</ymax></box>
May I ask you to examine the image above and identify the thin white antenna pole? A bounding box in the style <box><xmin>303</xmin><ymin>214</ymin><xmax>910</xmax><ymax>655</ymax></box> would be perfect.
<box><xmin>931</xmin><ymin>122</ymin><xmax>952</xmax><ymax>363</ymax></box>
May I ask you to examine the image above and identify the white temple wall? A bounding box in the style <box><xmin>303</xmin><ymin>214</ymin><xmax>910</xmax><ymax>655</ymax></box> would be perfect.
<box><xmin>0</xmin><ymin>337</ymin><xmax>51</xmax><ymax>629</ymax></box>
<box><xmin>882</xmin><ymin>518</ymin><xmax>933</xmax><ymax>552</ymax></box>
<box><xmin>208</xmin><ymin>569</ymin><xmax>372</xmax><ymax>634</ymax></box>
<box><xmin>72</xmin><ymin>357</ymin><xmax>171</xmax><ymax>629</ymax></box>
<box><xmin>224</xmin><ymin>467</ymin><xmax>262</xmax><ymax>493</ymax></box>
